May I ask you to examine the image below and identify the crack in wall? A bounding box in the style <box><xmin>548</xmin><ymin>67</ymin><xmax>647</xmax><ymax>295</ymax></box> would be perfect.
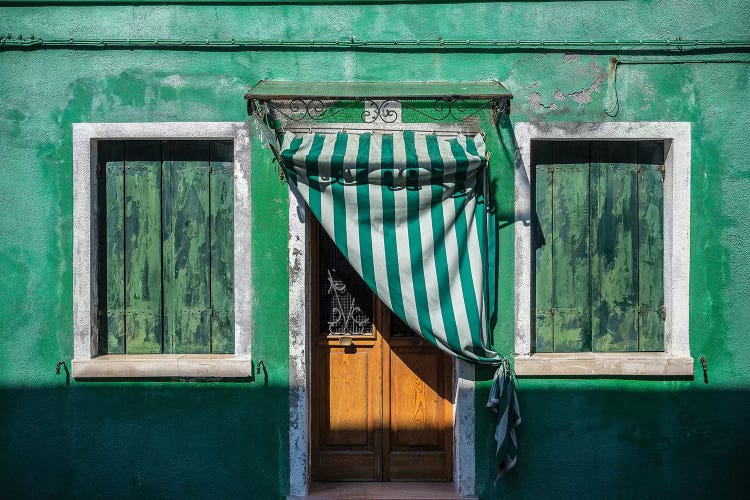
<box><xmin>529</xmin><ymin>91</ymin><xmax>559</xmax><ymax>110</ymax></box>
<box><xmin>569</xmin><ymin>66</ymin><xmax>608</xmax><ymax>104</ymax></box>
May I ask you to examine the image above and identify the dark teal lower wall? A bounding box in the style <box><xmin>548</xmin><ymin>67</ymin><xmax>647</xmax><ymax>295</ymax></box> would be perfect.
<box><xmin>2</xmin><ymin>384</ymin><xmax>290</xmax><ymax>499</ymax></box>
<box><xmin>474</xmin><ymin>374</ymin><xmax>750</xmax><ymax>499</ymax></box>
<box><xmin>2</xmin><ymin>2</ymin><xmax>750</xmax><ymax>497</ymax></box>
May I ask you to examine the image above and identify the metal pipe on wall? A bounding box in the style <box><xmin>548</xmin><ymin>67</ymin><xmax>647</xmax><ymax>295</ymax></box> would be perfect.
<box><xmin>1</xmin><ymin>36</ymin><xmax>750</xmax><ymax>52</ymax></box>
<box><xmin>0</xmin><ymin>0</ymin><xmax>482</xmax><ymax>4</ymax></box>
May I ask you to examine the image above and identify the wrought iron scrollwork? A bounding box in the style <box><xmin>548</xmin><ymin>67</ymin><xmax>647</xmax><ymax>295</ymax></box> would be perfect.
<box><xmin>289</xmin><ymin>98</ymin><xmax>325</xmax><ymax>119</ymax></box>
<box><xmin>493</xmin><ymin>98</ymin><xmax>509</xmax><ymax>119</ymax></box>
<box><xmin>362</xmin><ymin>100</ymin><xmax>400</xmax><ymax>123</ymax></box>
<box><xmin>263</xmin><ymin>97</ymin><xmax>509</xmax><ymax>124</ymax></box>
<box><xmin>268</xmin><ymin>99</ymin><xmax>364</xmax><ymax>122</ymax></box>
<box><xmin>326</xmin><ymin>269</ymin><xmax>370</xmax><ymax>335</ymax></box>
<box><xmin>405</xmin><ymin>97</ymin><xmax>502</xmax><ymax>121</ymax></box>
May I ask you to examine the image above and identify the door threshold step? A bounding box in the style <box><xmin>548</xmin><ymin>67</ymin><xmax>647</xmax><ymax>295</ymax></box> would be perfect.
<box><xmin>291</xmin><ymin>482</ymin><xmax>476</xmax><ymax>500</ymax></box>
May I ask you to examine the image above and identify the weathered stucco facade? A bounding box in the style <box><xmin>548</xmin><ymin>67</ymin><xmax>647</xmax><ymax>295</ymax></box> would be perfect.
<box><xmin>1</xmin><ymin>1</ymin><xmax>749</xmax><ymax>498</ymax></box>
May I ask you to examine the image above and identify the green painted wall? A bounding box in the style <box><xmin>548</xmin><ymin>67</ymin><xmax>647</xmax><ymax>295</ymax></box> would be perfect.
<box><xmin>1</xmin><ymin>2</ymin><xmax>749</xmax><ymax>498</ymax></box>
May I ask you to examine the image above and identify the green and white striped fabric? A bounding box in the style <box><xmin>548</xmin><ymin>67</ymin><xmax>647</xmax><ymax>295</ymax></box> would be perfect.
<box><xmin>487</xmin><ymin>360</ymin><xmax>521</xmax><ymax>479</ymax></box>
<box><xmin>280</xmin><ymin>130</ymin><xmax>502</xmax><ymax>365</ymax></box>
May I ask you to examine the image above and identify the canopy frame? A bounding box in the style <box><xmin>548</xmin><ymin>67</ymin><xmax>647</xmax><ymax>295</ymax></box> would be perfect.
<box><xmin>245</xmin><ymin>80</ymin><xmax>512</xmax><ymax>126</ymax></box>
<box><xmin>245</xmin><ymin>80</ymin><xmax>513</xmax><ymax>177</ymax></box>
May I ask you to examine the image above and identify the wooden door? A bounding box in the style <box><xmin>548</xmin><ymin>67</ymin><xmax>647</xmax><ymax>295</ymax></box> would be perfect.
<box><xmin>311</xmin><ymin>222</ymin><xmax>453</xmax><ymax>482</ymax></box>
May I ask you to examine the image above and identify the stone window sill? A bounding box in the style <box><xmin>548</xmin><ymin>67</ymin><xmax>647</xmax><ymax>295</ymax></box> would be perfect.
<box><xmin>514</xmin><ymin>352</ymin><xmax>694</xmax><ymax>377</ymax></box>
<box><xmin>71</xmin><ymin>354</ymin><xmax>253</xmax><ymax>379</ymax></box>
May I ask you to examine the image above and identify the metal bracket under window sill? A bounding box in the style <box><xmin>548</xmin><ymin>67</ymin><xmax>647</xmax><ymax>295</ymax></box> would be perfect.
<box><xmin>71</xmin><ymin>354</ymin><xmax>254</xmax><ymax>379</ymax></box>
<box><xmin>513</xmin><ymin>352</ymin><xmax>694</xmax><ymax>378</ymax></box>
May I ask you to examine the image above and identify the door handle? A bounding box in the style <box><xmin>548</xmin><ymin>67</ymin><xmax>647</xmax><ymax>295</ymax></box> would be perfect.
<box><xmin>338</xmin><ymin>334</ymin><xmax>353</xmax><ymax>347</ymax></box>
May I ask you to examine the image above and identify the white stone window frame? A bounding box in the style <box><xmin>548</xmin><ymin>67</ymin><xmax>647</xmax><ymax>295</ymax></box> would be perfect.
<box><xmin>513</xmin><ymin>122</ymin><xmax>693</xmax><ymax>377</ymax></box>
<box><xmin>71</xmin><ymin>122</ymin><xmax>252</xmax><ymax>379</ymax></box>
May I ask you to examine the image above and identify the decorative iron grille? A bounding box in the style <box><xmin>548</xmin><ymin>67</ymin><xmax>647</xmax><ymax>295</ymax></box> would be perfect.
<box><xmin>319</xmin><ymin>229</ymin><xmax>373</xmax><ymax>336</ymax></box>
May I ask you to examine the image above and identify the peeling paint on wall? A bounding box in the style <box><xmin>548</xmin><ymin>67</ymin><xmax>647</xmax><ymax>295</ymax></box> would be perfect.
<box><xmin>568</xmin><ymin>65</ymin><xmax>608</xmax><ymax>104</ymax></box>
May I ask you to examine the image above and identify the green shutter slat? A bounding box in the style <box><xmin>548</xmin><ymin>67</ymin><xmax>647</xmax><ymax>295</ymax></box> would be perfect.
<box><xmin>637</xmin><ymin>141</ymin><xmax>665</xmax><ymax>351</ymax></box>
<box><xmin>123</xmin><ymin>141</ymin><xmax>163</xmax><ymax>354</ymax></box>
<box><xmin>163</xmin><ymin>141</ymin><xmax>211</xmax><ymax>354</ymax></box>
<box><xmin>533</xmin><ymin>142</ymin><xmax>554</xmax><ymax>353</ymax></box>
<box><xmin>551</xmin><ymin>142</ymin><xmax>591</xmax><ymax>352</ymax></box>
<box><xmin>209</xmin><ymin>141</ymin><xmax>235</xmax><ymax>354</ymax></box>
<box><xmin>103</xmin><ymin>141</ymin><xmax>125</xmax><ymax>354</ymax></box>
<box><xmin>591</xmin><ymin>142</ymin><xmax>639</xmax><ymax>352</ymax></box>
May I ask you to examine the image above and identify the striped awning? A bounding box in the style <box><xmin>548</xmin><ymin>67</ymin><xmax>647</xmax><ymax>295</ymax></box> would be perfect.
<box><xmin>280</xmin><ymin>130</ymin><xmax>502</xmax><ymax>365</ymax></box>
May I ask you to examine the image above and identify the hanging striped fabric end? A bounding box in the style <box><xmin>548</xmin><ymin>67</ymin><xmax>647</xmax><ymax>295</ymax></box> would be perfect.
<box><xmin>248</xmin><ymin>103</ymin><xmax>287</xmax><ymax>183</ymax></box>
<box><xmin>486</xmin><ymin>358</ymin><xmax>522</xmax><ymax>481</ymax></box>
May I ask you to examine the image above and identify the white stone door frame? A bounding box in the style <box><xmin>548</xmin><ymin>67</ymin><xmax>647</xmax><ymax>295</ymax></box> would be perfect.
<box><xmin>286</xmin><ymin>157</ymin><xmax>477</xmax><ymax>497</ymax></box>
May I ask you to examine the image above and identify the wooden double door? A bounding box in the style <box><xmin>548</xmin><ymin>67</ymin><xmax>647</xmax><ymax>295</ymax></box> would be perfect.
<box><xmin>311</xmin><ymin>222</ymin><xmax>454</xmax><ymax>482</ymax></box>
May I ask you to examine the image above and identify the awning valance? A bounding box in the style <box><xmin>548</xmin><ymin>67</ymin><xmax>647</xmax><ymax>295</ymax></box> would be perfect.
<box><xmin>281</xmin><ymin>130</ymin><xmax>501</xmax><ymax>364</ymax></box>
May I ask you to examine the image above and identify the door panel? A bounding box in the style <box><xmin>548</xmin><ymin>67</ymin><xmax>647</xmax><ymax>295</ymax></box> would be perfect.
<box><xmin>311</xmin><ymin>220</ymin><xmax>453</xmax><ymax>482</ymax></box>
<box><xmin>384</xmin><ymin>313</ymin><xmax>453</xmax><ymax>481</ymax></box>
<box><xmin>384</xmin><ymin>339</ymin><xmax>453</xmax><ymax>481</ymax></box>
<box><xmin>312</xmin><ymin>335</ymin><xmax>382</xmax><ymax>481</ymax></box>
<box><xmin>390</xmin><ymin>349</ymin><xmax>443</xmax><ymax>448</ymax></box>
<box><xmin>325</xmin><ymin>349</ymin><xmax>373</xmax><ymax>446</ymax></box>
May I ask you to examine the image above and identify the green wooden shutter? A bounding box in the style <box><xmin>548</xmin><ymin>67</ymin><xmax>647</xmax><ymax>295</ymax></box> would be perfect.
<box><xmin>590</xmin><ymin>141</ymin><xmax>640</xmax><ymax>352</ymax></box>
<box><xmin>534</xmin><ymin>140</ymin><xmax>664</xmax><ymax>353</ymax></box>
<box><xmin>551</xmin><ymin>142</ymin><xmax>592</xmax><ymax>352</ymax></box>
<box><xmin>123</xmin><ymin>141</ymin><xmax>164</xmax><ymax>354</ymax></box>
<box><xmin>209</xmin><ymin>140</ymin><xmax>235</xmax><ymax>354</ymax></box>
<box><xmin>163</xmin><ymin>141</ymin><xmax>212</xmax><ymax>354</ymax></box>
<box><xmin>533</xmin><ymin>142</ymin><xmax>554</xmax><ymax>353</ymax></box>
<box><xmin>102</xmin><ymin>141</ymin><xmax>125</xmax><ymax>354</ymax></box>
<box><xmin>534</xmin><ymin>142</ymin><xmax>591</xmax><ymax>353</ymax></box>
<box><xmin>636</xmin><ymin>141</ymin><xmax>665</xmax><ymax>351</ymax></box>
<box><xmin>102</xmin><ymin>139</ymin><xmax>234</xmax><ymax>354</ymax></box>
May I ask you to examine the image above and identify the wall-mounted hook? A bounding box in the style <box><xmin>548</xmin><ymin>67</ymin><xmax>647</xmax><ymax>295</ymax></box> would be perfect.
<box><xmin>256</xmin><ymin>360</ymin><xmax>268</xmax><ymax>386</ymax></box>
<box><xmin>56</xmin><ymin>360</ymin><xmax>70</xmax><ymax>386</ymax></box>
<box><xmin>699</xmin><ymin>355</ymin><xmax>708</xmax><ymax>384</ymax></box>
